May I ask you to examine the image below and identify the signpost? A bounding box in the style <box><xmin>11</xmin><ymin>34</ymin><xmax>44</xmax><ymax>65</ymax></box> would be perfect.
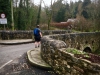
<box><xmin>1</xmin><ymin>13</ymin><xmax>5</xmax><ymax>18</ymax></box>
<box><xmin>0</xmin><ymin>18</ymin><xmax>7</xmax><ymax>24</ymax></box>
<box><xmin>0</xmin><ymin>13</ymin><xmax>7</xmax><ymax>30</ymax></box>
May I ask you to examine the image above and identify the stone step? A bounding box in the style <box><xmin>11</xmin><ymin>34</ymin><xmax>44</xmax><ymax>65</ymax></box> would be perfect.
<box><xmin>27</xmin><ymin>48</ymin><xmax>51</xmax><ymax>69</ymax></box>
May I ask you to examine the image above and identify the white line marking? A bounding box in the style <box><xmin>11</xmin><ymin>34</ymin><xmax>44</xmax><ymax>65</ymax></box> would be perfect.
<box><xmin>0</xmin><ymin>60</ymin><xmax>13</xmax><ymax>69</ymax></box>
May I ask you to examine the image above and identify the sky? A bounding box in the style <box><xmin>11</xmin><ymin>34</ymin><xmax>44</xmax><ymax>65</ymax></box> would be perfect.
<box><xmin>33</xmin><ymin>0</ymin><xmax>81</xmax><ymax>7</ymax></box>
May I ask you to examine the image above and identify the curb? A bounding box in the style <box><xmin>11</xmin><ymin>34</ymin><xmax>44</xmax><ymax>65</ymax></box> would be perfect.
<box><xmin>27</xmin><ymin>49</ymin><xmax>51</xmax><ymax>70</ymax></box>
<box><xmin>0</xmin><ymin>39</ymin><xmax>34</xmax><ymax>45</ymax></box>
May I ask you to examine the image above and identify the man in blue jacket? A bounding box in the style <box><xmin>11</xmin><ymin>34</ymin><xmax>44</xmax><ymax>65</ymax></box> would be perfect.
<box><xmin>33</xmin><ymin>25</ymin><xmax>42</xmax><ymax>48</ymax></box>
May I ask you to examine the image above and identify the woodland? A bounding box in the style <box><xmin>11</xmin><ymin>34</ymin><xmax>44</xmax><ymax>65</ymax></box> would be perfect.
<box><xmin>0</xmin><ymin>0</ymin><xmax>100</xmax><ymax>31</ymax></box>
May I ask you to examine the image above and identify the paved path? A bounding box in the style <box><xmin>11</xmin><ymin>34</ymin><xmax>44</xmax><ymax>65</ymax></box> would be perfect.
<box><xmin>0</xmin><ymin>43</ymin><xmax>35</xmax><ymax>67</ymax></box>
<box><xmin>0</xmin><ymin>53</ymin><xmax>56</xmax><ymax>75</ymax></box>
<box><xmin>0</xmin><ymin>39</ymin><xmax>56</xmax><ymax>75</ymax></box>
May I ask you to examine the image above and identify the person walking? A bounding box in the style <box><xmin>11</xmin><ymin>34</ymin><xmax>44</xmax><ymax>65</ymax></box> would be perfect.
<box><xmin>33</xmin><ymin>25</ymin><xmax>42</xmax><ymax>48</ymax></box>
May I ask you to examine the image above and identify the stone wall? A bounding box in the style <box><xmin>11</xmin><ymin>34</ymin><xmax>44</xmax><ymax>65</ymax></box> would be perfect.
<box><xmin>0</xmin><ymin>30</ymin><xmax>32</xmax><ymax>40</ymax></box>
<box><xmin>41</xmin><ymin>32</ymin><xmax>100</xmax><ymax>75</ymax></box>
<box><xmin>0</xmin><ymin>30</ymin><xmax>69</xmax><ymax>40</ymax></box>
<box><xmin>49</xmin><ymin>32</ymin><xmax>100</xmax><ymax>52</ymax></box>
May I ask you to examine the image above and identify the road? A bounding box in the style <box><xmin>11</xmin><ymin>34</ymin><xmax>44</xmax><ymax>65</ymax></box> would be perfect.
<box><xmin>0</xmin><ymin>43</ymin><xmax>35</xmax><ymax>67</ymax></box>
<box><xmin>0</xmin><ymin>43</ymin><xmax>56</xmax><ymax>75</ymax></box>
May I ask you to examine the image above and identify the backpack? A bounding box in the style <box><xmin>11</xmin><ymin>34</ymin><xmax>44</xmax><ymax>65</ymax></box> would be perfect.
<box><xmin>33</xmin><ymin>28</ymin><xmax>39</xmax><ymax>36</ymax></box>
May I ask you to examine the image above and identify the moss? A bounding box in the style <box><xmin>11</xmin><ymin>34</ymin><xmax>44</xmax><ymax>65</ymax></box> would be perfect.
<box><xmin>66</xmin><ymin>48</ymin><xmax>85</xmax><ymax>54</ymax></box>
<box><xmin>66</xmin><ymin>48</ymin><xmax>90</xmax><ymax>58</ymax></box>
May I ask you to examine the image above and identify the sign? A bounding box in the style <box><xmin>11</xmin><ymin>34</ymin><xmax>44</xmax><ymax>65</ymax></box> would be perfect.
<box><xmin>1</xmin><ymin>13</ymin><xmax>5</xmax><ymax>18</ymax></box>
<box><xmin>0</xmin><ymin>18</ymin><xmax>7</xmax><ymax>24</ymax></box>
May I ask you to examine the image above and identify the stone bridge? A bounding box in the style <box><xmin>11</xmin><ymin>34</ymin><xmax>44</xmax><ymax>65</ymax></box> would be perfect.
<box><xmin>0</xmin><ymin>30</ymin><xmax>100</xmax><ymax>75</ymax></box>
<box><xmin>42</xmin><ymin>32</ymin><xmax>100</xmax><ymax>52</ymax></box>
<box><xmin>41</xmin><ymin>32</ymin><xmax>100</xmax><ymax>75</ymax></box>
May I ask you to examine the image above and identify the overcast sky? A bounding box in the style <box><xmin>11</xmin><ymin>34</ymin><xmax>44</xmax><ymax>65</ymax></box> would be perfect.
<box><xmin>33</xmin><ymin>0</ymin><xmax>82</xmax><ymax>6</ymax></box>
